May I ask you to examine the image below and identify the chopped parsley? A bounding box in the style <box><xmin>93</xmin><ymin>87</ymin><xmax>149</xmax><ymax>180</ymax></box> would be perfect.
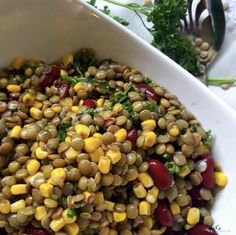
<box><xmin>98</xmin><ymin>82</ymin><xmax>109</xmax><ymax>95</ymax></box>
<box><xmin>67</xmin><ymin>208</ymin><xmax>77</xmax><ymax>218</ymax></box>
<box><xmin>165</xmin><ymin>161</ymin><xmax>181</xmax><ymax>174</ymax></box>
<box><xmin>58</xmin><ymin>121</ymin><xmax>71</xmax><ymax>142</ymax></box>
<box><xmin>63</xmin><ymin>76</ymin><xmax>96</xmax><ymax>87</ymax></box>
<box><xmin>190</xmin><ymin>123</ymin><xmax>198</xmax><ymax>133</ymax></box>
<box><xmin>202</xmin><ymin>129</ymin><xmax>212</xmax><ymax>147</ymax></box>
<box><xmin>145</xmin><ymin>100</ymin><xmax>161</xmax><ymax>116</ymax></box>
<box><xmin>80</xmin><ymin>108</ymin><xmax>98</xmax><ymax>116</ymax></box>
<box><xmin>51</xmin><ymin>193</ymin><xmax>59</xmax><ymax>201</ymax></box>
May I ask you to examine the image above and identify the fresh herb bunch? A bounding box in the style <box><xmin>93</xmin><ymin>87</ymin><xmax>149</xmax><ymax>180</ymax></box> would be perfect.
<box><xmin>88</xmin><ymin>0</ymin><xmax>201</xmax><ymax>77</ymax></box>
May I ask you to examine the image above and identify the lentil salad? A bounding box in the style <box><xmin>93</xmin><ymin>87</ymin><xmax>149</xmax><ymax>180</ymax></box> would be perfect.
<box><xmin>0</xmin><ymin>48</ymin><xmax>228</xmax><ymax>235</ymax></box>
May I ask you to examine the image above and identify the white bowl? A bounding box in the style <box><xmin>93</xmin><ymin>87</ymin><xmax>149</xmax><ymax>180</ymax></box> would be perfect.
<box><xmin>0</xmin><ymin>0</ymin><xmax>236</xmax><ymax>234</ymax></box>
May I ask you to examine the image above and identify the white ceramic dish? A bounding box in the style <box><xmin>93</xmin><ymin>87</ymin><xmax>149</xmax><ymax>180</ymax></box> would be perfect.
<box><xmin>0</xmin><ymin>0</ymin><xmax>236</xmax><ymax>234</ymax></box>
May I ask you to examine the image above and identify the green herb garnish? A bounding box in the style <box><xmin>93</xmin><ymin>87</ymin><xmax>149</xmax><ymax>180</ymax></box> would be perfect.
<box><xmin>99</xmin><ymin>82</ymin><xmax>110</xmax><ymax>95</ymax></box>
<box><xmin>67</xmin><ymin>208</ymin><xmax>77</xmax><ymax>218</ymax></box>
<box><xmin>113</xmin><ymin>16</ymin><xmax>129</xmax><ymax>26</ymax></box>
<box><xmin>101</xmin><ymin>5</ymin><xmax>111</xmax><ymax>15</ymax></box>
<box><xmin>51</xmin><ymin>193</ymin><xmax>59</xmax><ymax>201</ymax></box>
<box><xmin>202</xmin><ymin>129</ymin><xmax>212</xmax><ymax>147</ymax></box>
<box><xmin>95</xmin><ymin>0</ymin><xmax>200</xmax><ymax>76</ymax></box>
<box><xmin>62</xmin><ymin>196</ymin><xmax>68</xmax><ymax>208</ymax></box>
<box><xmin>190</xmin><ymin>123</ymin><xmax>198</xmax><ymax>133</ymax></box>
<box><xmin>80</xmin><ymin>108</ymin><xmax>98</xmax><ymax>116</ymax></box>
<box><xmin>165</xmin><ymin>161</ymin><xmax>181</xmax><ymax>174</ymax></box>
<box><xmin>63</xmin><ymin>76</ymin><xmax>96</xmax><ymax>87</ymax></box>
<box><xmin>145</xmin><ymin>100</ymin><xmax>161</xmax><ymax>116</ymax></box>
<box><xmin>58</xmin><ymin>121</ymin><xmax>71</xmax><ymax>142</ymax></box>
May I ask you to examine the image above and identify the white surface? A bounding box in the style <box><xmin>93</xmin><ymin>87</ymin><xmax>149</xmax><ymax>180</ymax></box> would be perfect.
<box><xmin>0</xmin><ymin>0</ymin><xmax>236</xmax><ymax>234</ymax></box>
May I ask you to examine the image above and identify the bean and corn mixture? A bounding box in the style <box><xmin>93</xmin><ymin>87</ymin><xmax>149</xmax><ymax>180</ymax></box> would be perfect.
<box><xmin>0</xmin><ymin>48</ymin><xmax>228</xmax><ymax>235</ymax></box>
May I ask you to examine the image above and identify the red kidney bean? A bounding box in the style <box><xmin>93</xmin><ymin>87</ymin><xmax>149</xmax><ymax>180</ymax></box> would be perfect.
<box><xmin>40</xmin><ymin>66</ymin><xmax>60</xmax><ymax>90</ymax></box>
<box><xmin>26</xmin><ymin>226</ymin><xmax>50</xmax><ymax>235</ymax></box>
<box><xmin>155</xmin><ymin>199</ymin><xmax>174</xmax><ymax>227</ymax></box>
<box><xmin>188</xmin><ymin>186</ymin><xmax>207</xmax><ymax>207</ymax></box>
<box><xmin>188</xmin><ymin>224</ymin><xmax>218</xmax><ymax>235</ymax></box>
<box><xmin>127</xmin><ymin>127</ymin><xmax>137</xmax><ymax>147</ymax></box>
<box><xmin>57</xmin><ymin>83</ymin><xmax>70</xmax><ymax>98</ymax></box>
<box><xmin>83</xmin><ymin>99</ymin><xmax>96</xmax><ymax>109</ymax></box>
<box><xmin>136</xmin><ymin>83</ymin><xmax>159</xmax><ymax>101</ymax></box>
<box><xmin>148</xmin><ymin>159</ymin><xmax>172</xmax><ymax>191</ymax></box>
<box><xmin>200</xmin><ymin>155</ymin><xmax>215</xmax><ymax>189</ymax></box>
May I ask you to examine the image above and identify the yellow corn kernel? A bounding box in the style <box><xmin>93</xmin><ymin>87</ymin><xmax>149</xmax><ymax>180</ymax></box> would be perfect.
<box><xmin>27</xmin><ymin>159</ymin><xmax>40</xmax><ymax>175</ymax></box>
<box><xmin>97</xmin><ymin>98</ymin><xmax>104</xmax><ymax>107</ymax></box>
<box><xmin>30</xmin><ymin>107</ymin><xmax>43</xmax><ymax>120</ymax></box>
<box><xmin>60</xmin><ymin>97</ymin><xmax>73</xmax><ymax>107</ymax></box>
<box><xmin>22</xmin><ymin>93</ymin><xmax>35</xmax><ymax>106</ymax></box>
<box><xmin>60</xmin><ymin>69</ymin><xmax>68</xmax><ymax>77</ymax></box>
<box><xmin>11</xmin><ymin>184</ymin><xmax>28</xmax><ymax>195</ymax></box>
<box><xmin>7</xmin><ymin>84</ymin><xmax>21</xmax><ymax>93</ymax></box>
<box><xmin>93</xmin><ymin>133</ymin><xmax>102</xmax><ymax>139</ymax></box>
<box><xmin>90</xmin><ymin>147</ymin><xmax>104</xmax><ymax>163</ymax></box>
<box><xmin>71</xmin><ymin>106</ymin><xmax>80</xmax><ymax>112</ymax></box>
<box><xmin>35</xmin><ymin>206</ymin><xmax>47</xmax><ymax>221</ymax></box>
<box><xmin>138</xmin><ymin>173</ymin><xmax>154</xmax><ymax>188</ymax></box>
<box><xmin>63</xmin><ymin>53</ymin><xmax>74</xmax><ymax>67</ymax></box>
<box><xmin>114</xmin><ymin>128</ymin><xmax>127</xmax><ymax>142</ymax></box>
<box><xmin>113</xmin><ymin>212</ymin><xmax>127</xmax><ymax>222</ymax></box>
<box><xmin>151</xmin><ymin>227</ymin><xmax>167</xmax><ymax>235</ymax></box>
<box><xmin>146</xmin><ymin>186</ymin><xmax>159</xmax><ymax>204</ymax></box>
<box><xmin>62</xmin><ymin>209</ymin><xmax>77</xmax><ymax>224</ymax></box>
<box><xmin>75</xmin><ymin>124</ymin><xmax>90</xmax><ymax>138</ymax></box>
<box><xmin>65</xmin><ymin>136</ymin><xmax>72</xmax><ymax>143</ymax></box>
<box><xmin>50</xmin><ymin>217</ymin><xmax>66</xmax><ymax>232</ymax></box>
<box><xmin>26</xmin><ymin>172</ymin><xmax>44</xmax><ymax>185</ymax></box>
<box><xmin>178</xmin><ymin>165</ymin><xmax>190</xmax><ymax>177</ymax></box>
<box><xmin>51</xmin><ymin>168</ymin><xmax>66</xmax><ymax>187</ymax></box>
<box><xmin>11</xmin><ymin>199</ymin><xmax>26</xmax><ymax>213</ymax></box>
<box><xmin>94</xmin><ymin>192</ymin><xmax>104</xmax><ymax>205</ymax></box>
<box><xmin>64</xmin><ymin>223</ymin><xmax>80</xmax><ymax>235</ymax></box>
<box><xmin>39</xmin><ymin>183</ymin><xmax>53</xmax><ymax>198</ymax></box>
<box><xmin>65</xmin><ymin>147</ymin><xmax>78</xmax><ymax>161</ymax></box>
<box><xmin>84</xmin><ymin>137</ymin><xmax>101</xmax><ymax>153</ymax></box>
<box><xmin>215</xmin><ymin>172</ymin><xmax>228</xmax><ymax>187</ymax></box>
<box><xmin>141</xmin><ymin>120</ymin><xmax>156</xmax><ymax>131</ymax></box>
<box><xmin>187</xmin><ymin>207</ymin><xmax>200</xmax><ymax>225</ymax></box>
<box><xmin>170</xmin><ymin>202</ymin><xmax>181</xmax><ymax>215</ymax></box>
<box><xmin>133</xmin><ymin>182</ymin><xmax>147</xmax><ymax>198</ymax></box>
<box><xmin>9</xmin><ymin>125</ymin><xmax>22</xmax><ymax>139</ymax></box>
<box><xmin>105</xmin><ymin>200</ymin><xmax>115</xmax><ymax>211</ymax></box>
<box><xmin>35</xmin><ymin>146</ymin><xmax>49</xmax><ymax>159</ymax></box>
<box><xmin>52</xmin><ymin>105</ymin><xmax>62</xmax><ymax>113</ymax></box>
<box><xmin>74</xmin><ymin>82</ymin><xmax>86</xmax><ymax>92</ymax></box>
<box><xmin>0</xmin><ymin>199</ymin><xmax>11</xmax><ymax>214</ymax></box>
<box><xmin>143</xmin><ymin>131</ymin><xmax>157</xmax><ymax>147</ymax></box>
<box><xmin>98</xmin><ymin>156</ymin><xmax>111</xmax><ymax>174</ymax></box>
<box><xmin>168</xmin><ymin>126</ymin><xmax>180</xmax><ymax>137</ymax></box>
<box><xmin>11</xmin><ymin>56</ymin><xmax>26</xmax><ymax>69</ymax></box>
<box><xmin>112</xmin><ymin>103</ymin><xmax>122</xmax><ymax>115</ymax></box>
<box><xmin>34</xmin><ymin>101</ymin><xmax>43</xmax><ymax>109</ymax></box>
<box><xmin>143</xmin><ymin>216</ymin><xmax>154</xmax><ymax>229</ymax></box>
<box><xmin>109</xmin><ymin>229</ymin><xmax>118</xmax><ymax>235</ymax></box>
<box><xmin>44</xmin><ymin>198</ymin><xmax>58</xmax><ymax>208</ymax></box>
<box><xmin>139</xmin><ymin>201</ymin><xmax>151</xmax><ymax>215</ymax></box>
<box><xmin>83</xmin><ymin>191</ymin><xmax>91</xmax><ymax>200</ymax></box>
<box><xmin>106</xmin><ymin>149</ymin><xmax>122</xmax><ymax>164</ymax></box>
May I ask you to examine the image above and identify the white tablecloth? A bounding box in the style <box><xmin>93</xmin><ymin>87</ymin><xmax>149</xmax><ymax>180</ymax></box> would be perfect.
<box><xmin>94</xmin><ymin>0</ymin><xmax>236</xmax><ymax>110</ymax></box>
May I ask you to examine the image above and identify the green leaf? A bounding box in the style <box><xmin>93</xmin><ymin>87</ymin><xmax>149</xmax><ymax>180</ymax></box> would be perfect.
<box><xmin>202</xmin><ymin>129</ymin><xmax>212</xmax><ymax>147</ymax></box>
<box><xmin>62</xmin><ymin>196</ymin><xmax>68</xmax><ymax>208</ymax></box>
<box><xmin>63</xmin><ymin>76</ymin><xmax>96</xmax><ymax>87</ymax></box>
<box><xmin>113</xmin><ymin>16</ymin><xmax>129</xmax><ymax>26</ymax></box>
<box><xmin>88</xmin><ymin>0</ymin><xmax>97</xmax><ymax>6</ymax></box>
<box><xmin>101</xmin><ymin>5</ymin><xmax>111</xmax><ymax>15</ymax></box>
<box><xmin>67</xmin><ymin>208</ymin><xmax>77</xmax><ymax>218</ymax></box>
<box><xmin>58</xmin><ymin>121</ymin><xmax>71</xmax><ymax>142</ymax></box>
<box><xmin>190</xmin><ymin>123</ymin><xmax>198</xmax><ymax>133</ymax></box>
<box><xmin>144</xmin><ymin>101</ymin><xmax>161</xmax><ymax>116</ymax></box>
<box><xmin>165</xmin><ymin>161</ymin><xmax>181</xmax><ymax>174</ymax></box>
<box><xmin>98</xmin><ymin>82</ymin><xmax>109</xmax><ymax>95</ymax></box>
<box><xmin>80</xmin><ymin>108</ymin><xmax>98</xmax><ymax>116</ymax></box>
<box><xmin>51</xmin><ymin>194</ymin><xmax>58</xmax><ymax>201</ymax></box>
